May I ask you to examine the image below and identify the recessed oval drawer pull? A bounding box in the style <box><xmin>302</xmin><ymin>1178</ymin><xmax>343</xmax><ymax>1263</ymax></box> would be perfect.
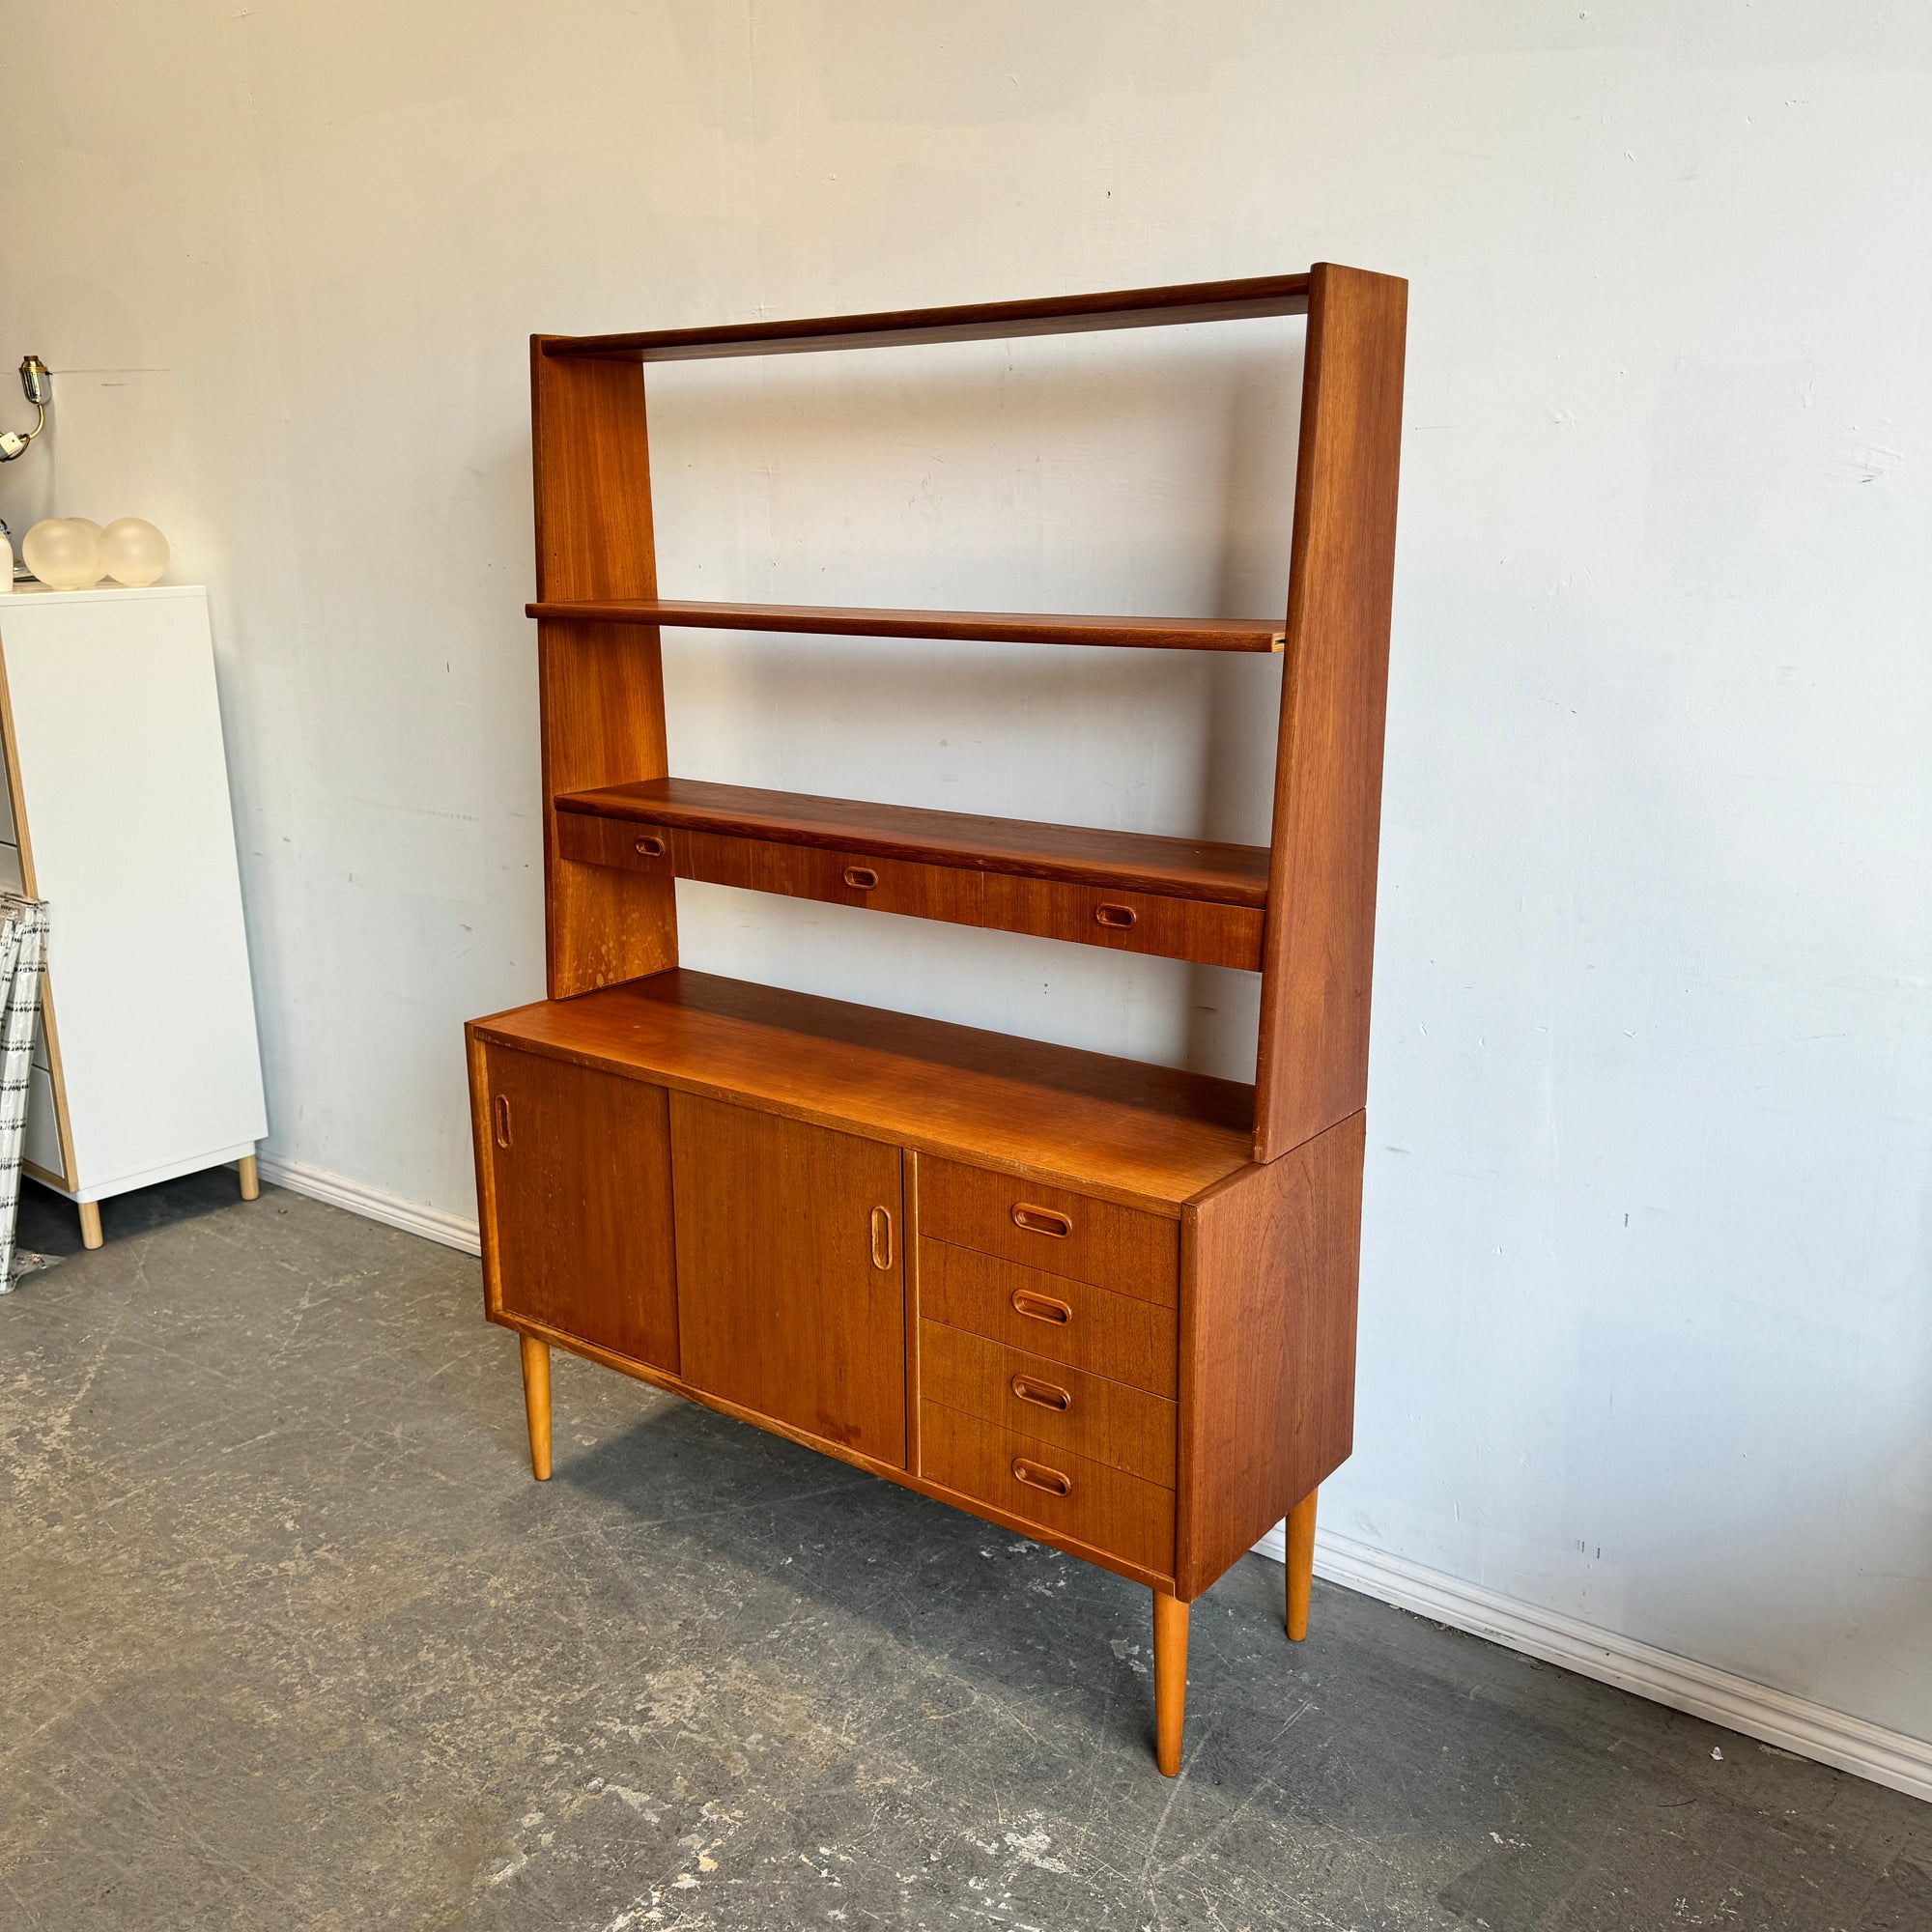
<box><xmin>869</xmin><ymin>1205</ymin><xmax>894</xmax><ymax>1271</ymax></box>
<box><xmin>841</xmin><ymin>865</ymin><xmax>880</xmax><ymax>890</ymax></box>
<box><xmin>1011</xmin><ymin>1457</ymin><xmax>1072</xmax><ymax>1497</ymax></box>
<box><xmin>1010</xmin><ymin>1287</ymin><xmax>1072</xmax><ymax>1325</ymax></box>
<box><xmin>1011</xmin><ymin>1202</ymin><xmax>1071</xmax><ymax>1238</ymax></box>
<box><xmin>634</xmin><ymin>835</ymin><xmax>667</xmax><ymax>857</ymax></box>
<box><xmin>492</xmin><ymin>1094</ymin><xmax>513</xmax><ymax>1150</ymax></box>
<box><xmin>1010</xmin><ymin>1373</ymin><xmax>1072</xmax><ymax>1412</ymax></box>
<box><xmin>1094</xmin><ymin>902</ymin><xmax>1137</xmax><ymax>929</ymax></box>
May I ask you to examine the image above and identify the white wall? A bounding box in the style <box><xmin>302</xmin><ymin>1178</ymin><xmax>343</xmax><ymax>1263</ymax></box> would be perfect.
<box><xmin>3</xmin><ymin>3</ymin><xmax>1927</xmax><ymax>1758</ymax></box>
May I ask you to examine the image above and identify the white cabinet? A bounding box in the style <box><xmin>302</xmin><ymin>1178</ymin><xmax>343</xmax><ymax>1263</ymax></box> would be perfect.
<box><xmin>0</xmin><ymin>584</ymin><xmax>268</xmax><ymax>1245</ymax></box>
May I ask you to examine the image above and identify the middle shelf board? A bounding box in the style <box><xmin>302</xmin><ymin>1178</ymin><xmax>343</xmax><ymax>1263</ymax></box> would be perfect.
<box><xmin>528</xmin><ymin>597</ymin><xmax>1286</xmax><ymax>654</ymax></box>
<box><xmin>555</xmin><ymin>778</ymin><xmax>1269</xmax><ymax>973</ymax></box>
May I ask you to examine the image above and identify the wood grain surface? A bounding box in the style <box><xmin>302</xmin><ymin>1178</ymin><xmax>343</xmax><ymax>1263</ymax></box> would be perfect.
<box><xmin>530</xmin><ymin>339</ymin><xmax>677</xmax><ymax>996</ymax></box>
<box><xmin>542</xmin><ymin>271</ymin><xmax>1312</xmax><ymax>362</ymax></box>
<box><xmin>555</xmin><ymin>810</ymin><xmax>1264</xmax><ymax>971</ymax></box>
<box><xmin>470</xmin><ymin>971</ymin><xmax>1255</xmax><ymax>1214</ymax></box>
<box><xmin>919</xmin><ymin>1399</ymin><xmax>1176</xmax><ymax>1577</ymax></box>
<box><xmin>920</xmin><ymin>1238</ymin><xmax>1178</xmax><ymax>1398</ymax></box>
<box><xmin>917</xmin><ymin>1156</ymin><xmax>1179</xmax><ymax>1305</ymax></box>
<box><xmin>1173</xmin><ymin>1112</ymin><xmax>1364</xmax><ymax>1600</ymax></box>
<box><xmin>526</xmin><ymin>597</ymin><xmax>1284</xmax><ymax>652</ymax></box>
<box><xmin>670</xmin><ymin>1092</ymin><xmax>907</xmax><ymax>1465</ymax></box>
<box><xmin>1252</xmin><ymin>266</ymin><xmax>1406</xmax><ymax>1159</ymax></box>
<box><xmin>918</xmin><ymin>1321</ymin><xmax>1177</xmax><ymax>1487</ymax></box>
<box><xmin>557</xmin><ymin>777</ymin><xmax>1269</xmax><ymax>906</ymax></box>
<box><xmin>474</xmin><ymin>1041</ymin><xmax>680</xmax><ymax>1372</ymax></box>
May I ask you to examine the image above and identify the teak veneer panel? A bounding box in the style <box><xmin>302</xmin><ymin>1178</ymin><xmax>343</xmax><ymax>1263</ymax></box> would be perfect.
<box><xmin>920</xmin><ymin>1239</ymin><xmax>1179</xmax><ymax>1399</ymax></box>
<box><xmin>1174</xmin><ymin>1111</ymin><xmax>1364</xmax><ymax>1600</ymax></box>
<box><xmin>544</xmin><ymin>271</ymin><xmax>1313</xmax><ymax>361</ymax></box>
<box><xmin>917</xmin><ymin>1156</ymin><xmax>1179</xmax><ymax>1306</ymax></box>
<box><xmin>920</xmin><ymin>1400</ymin><xmax>1177</xmax><ymax>1578</ymax></box>
<box><xmin>556</xmin><ymin>778</ymin><xmax>1268</xmax><ymax>907</ymax></box>
<box><xmin>670</xmin><ymin>1094</ymin><xmax>906</xmax><ymax>1464</ymax></box>
<box><xmin>554</xmin><ymin>811</ymin><xmax>1263</xmax><ymax>971</ymax></box>
<box><xmin>469</xmin><ymin>971</ymin><xmax>1254</xmax><ymax>1214</ymax></box>
<box><xmin>531</xmin><ymin>341</ymin><xmax>676</xmax><ymax>997</ymax></box>
<box><xmin>1252</xmin><ymin>265</ymin><xmax>1406</xmax><ymax>1159</ymax></box>
<box><xmin>919</xmin><ymin>1322</ymin><xmax>1178</xmax><ymax>1488</ymax></box>
<box><xmin>526</xmin><ymin>598</ymin><xmax>1284</xmax><ymax>653</ymax></box>
<box><xmin>470</xmin><ymin>1041</ymin><xmax>678</xmax><ymax>1372</ymax></box>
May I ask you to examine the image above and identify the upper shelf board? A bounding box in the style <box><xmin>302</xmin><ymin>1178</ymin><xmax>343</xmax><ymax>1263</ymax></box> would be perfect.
<box><xmin>556</xmin><ymin>778</ymin><xmax>1270</xmax><ymax>908</ymax></box>
<box><xmin>528</xmin><ymin>597</ymin><xmax>1285</xmax><ymax>654</ymax></box>
<box><xmin>539</xmin><ymin>271</ymin><xmax>1314</xmax><ymax>362</ymax></box>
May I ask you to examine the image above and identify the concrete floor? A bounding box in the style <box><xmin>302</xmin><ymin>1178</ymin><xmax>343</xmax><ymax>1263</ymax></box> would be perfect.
<box><xmin>1</xmin><ymin>1175</ymin><xmax>1926</xmax><ymax>1932</ymax></box>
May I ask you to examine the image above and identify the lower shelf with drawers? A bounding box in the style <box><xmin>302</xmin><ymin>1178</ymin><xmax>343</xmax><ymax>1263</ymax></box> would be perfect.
<box><xmin>467</xmin><ymin>967</ymin><xmax>1365</xmax><ymax>1774</ymax></box>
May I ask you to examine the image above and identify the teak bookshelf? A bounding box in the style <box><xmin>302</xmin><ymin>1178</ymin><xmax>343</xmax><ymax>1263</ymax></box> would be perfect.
<box><xmin>467</xmin><ymin>265</ymin><xmax>1406</xmax><ymax>1776</ymax></box>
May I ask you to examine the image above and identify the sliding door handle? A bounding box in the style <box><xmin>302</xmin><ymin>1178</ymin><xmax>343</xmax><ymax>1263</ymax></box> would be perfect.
<box><xmin>869</xmin><ymin>1206</ymin><xmax>894</xmax><ymax>1271</ymax></box>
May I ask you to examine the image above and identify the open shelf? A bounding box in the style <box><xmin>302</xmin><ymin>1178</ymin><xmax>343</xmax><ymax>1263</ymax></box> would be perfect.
<box><xmin>540</xmin><ymin>271</ymin><xmax>1313</xmax><ymax>362</ymax></box>
<box><xmin>529</xmin><ymin>597</ymin><xmax>1285</xmax><ymax>653</ymax></box>
<box><xmin>557</xmin><ymin>778</ymin><xmax>1268</xmax><ymax>905</ymax></box>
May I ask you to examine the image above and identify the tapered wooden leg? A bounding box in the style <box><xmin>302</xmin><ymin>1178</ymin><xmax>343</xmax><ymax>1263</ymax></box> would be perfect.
<box><xmin>1286</xmin><ymin>1487</ymin><xmax>1318</xmax><ymax>1641</ymax></box>
<box><xmin>1152</xmin><ymin>1589</ymin><xmax>1188</xmax><ymax>1776</ymax></box>
<box><xmin>519</xmin><ymin>1333</ymin><xmax>552</xmax><ymax>1481</ymax></box>
<box><xmin>77</xmin><ymin>1200</ymin><xmax>102</xmax><ymax>1250</ymax></box>
<box><xmin>238</xmin><ymin>1153</ymin><xmax>260</xmax><ymax>1202</ymax></box>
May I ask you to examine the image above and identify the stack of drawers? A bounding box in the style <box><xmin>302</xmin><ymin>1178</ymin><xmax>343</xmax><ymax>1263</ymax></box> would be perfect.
<box><xmin>915</xmin><ymin>1156</ymin><xmax>1180</xmax><ymax>1577</ymax></box>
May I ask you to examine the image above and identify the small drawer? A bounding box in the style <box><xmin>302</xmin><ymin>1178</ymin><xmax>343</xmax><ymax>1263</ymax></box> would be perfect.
<box><xmin>920</xmin><ymin>1400</ymin><xmax>1175</xmax><ymax>1577</ymax></box>
<box><xmin>919</xmin><ymin>1238</ymin><xmax>1176</xmax><ymax>1398</ymax></box>
<box><xmin>918</xmin><ymin>1155</ymin><xmax>1178</xmax><ymax>1306</ymax></box>
<box><xmin>555</xmin><ymin>810</ymin><xmax>674</xmax><ymax>872</ymax></box>
<box><xmin>920</xmin><ymin>1320</ymin><xmax>1176</xmax><ymax>1486</ymax></box>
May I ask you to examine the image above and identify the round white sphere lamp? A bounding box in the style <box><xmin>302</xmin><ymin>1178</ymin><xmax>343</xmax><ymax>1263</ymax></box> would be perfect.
<box><xmin>99</xmin><ymin>518</ymin><xmax>170</xmax><ymax>588</ymax></box>
<box><xmin>21</xmin><ymin>519</ymin><xmax>104</xmax><ymax>592</ymax></box>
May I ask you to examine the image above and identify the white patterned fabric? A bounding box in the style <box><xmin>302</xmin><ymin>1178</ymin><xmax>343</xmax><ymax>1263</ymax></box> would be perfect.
<box><xmin>0</xmin><ymin>894</ymin><xmax>49</xmax><ymax>1291</ymax></box>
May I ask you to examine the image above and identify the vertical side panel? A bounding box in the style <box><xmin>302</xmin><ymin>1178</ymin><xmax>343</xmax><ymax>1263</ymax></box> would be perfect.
<box><xmin>1173</xmin><ymin>1112</ymin><xmax>1363</xmax><ymax>1601</ymax></box>
<box><xmin>467</xmin><ymin>1026</ymin><xmax>505</xmax><ymax>1321</ymax></box>
<box><xmin>1253</xmin><ymin>267</ymin><xmax>1406</xmax><ymax>1161</ymax></box>
<box><xmin>532</xmin><ymin>340</ymin><xmax>678</xmax><ymax>996</ymax></box>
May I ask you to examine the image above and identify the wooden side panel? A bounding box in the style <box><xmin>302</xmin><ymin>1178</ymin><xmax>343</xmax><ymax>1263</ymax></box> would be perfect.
<box><xmin>473</xmin><ymin>1039</ymin><xmax>680</xmax><ymax>1373</ymax></box>
<box><xmin>1174</xmin><ymin>1112</ymin><xmax>1364</xmax><ymax>1601</ymax></box>
<box><xmin>670</xmin><ymin>1092</ymin><xmax>908</xmax><ymax>1466</ymax></box>
<box><xmin>1253</xmin><ymin>266</ymin><xmax>1406</xmax><ymax>1161</ymax></box>
<box><xmin>532</xmin><ymin>339</ymin><xmax>677</xmax><ymax>996</ymax></box>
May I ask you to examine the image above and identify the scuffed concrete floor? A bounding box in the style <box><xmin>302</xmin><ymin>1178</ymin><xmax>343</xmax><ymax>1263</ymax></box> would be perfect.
<box><xmin>2</xmin><ymin>1175</ymin><xmax>1927</xmax><ymax>1932</ymax></box>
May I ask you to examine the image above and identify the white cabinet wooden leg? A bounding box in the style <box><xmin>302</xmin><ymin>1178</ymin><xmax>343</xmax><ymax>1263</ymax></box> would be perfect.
<box><xmin>238</xmin><ymin>1153</ymin><xmax>260</xmax><ymax>1201</ymax></box>
<box><xmin>78</xmin><ymin>1200</ymin><xmax>102</xmax><ymax>1249</ymax></box>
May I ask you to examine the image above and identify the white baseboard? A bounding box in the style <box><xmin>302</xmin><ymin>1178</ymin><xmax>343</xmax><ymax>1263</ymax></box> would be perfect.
<box><xmin>1254</xmin><ymin>1521</ymin><xmax>1931</xmax><ymax>1804</ymax></box>
<box><xmin>254</xmin><ymin>1154</ymin><xmax>482</xmax><ymax>1257</ymax></box>
<box><xmin>244</xmin><ymin>1158</ymin><xmax>1930</xmax><ymax>1807</ymax></box>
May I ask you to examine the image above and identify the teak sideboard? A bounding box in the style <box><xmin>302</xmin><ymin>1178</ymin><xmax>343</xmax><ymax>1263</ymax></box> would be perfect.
<box><xmin>467</xmin><ymin>266</ymin><xmax>1406</xmax><ymax>1776</ymax></box>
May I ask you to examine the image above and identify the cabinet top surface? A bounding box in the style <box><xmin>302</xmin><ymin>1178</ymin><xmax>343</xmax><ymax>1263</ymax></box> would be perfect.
<box><xmin>470</xmin><ymin>971</ymin><xmax>1255</xmax><ymax>1213</ymax></box>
